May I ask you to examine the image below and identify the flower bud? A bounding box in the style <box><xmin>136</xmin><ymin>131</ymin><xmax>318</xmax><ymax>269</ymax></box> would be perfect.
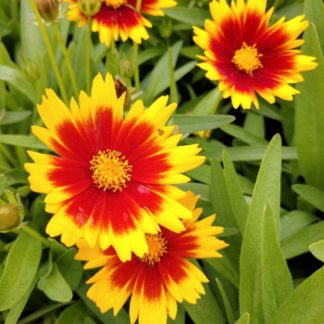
<box><xmin>0</xmin><ymin>204</ymin><xmax>20</xmax><ymax>232</ymax></box>
<box><xmin>159</xmin><ymin>18</ymin><xmax>173</xmax><ymax>39</ymax></box>
<box><xmin>77</xmin><ymin>0</ymin><xmax>102</xmax><ymax>17</ymax></box>
<box><xmin>34</xmin><ymin>0</ymin><xmax>59</xmax><ymax>22</ymax></box>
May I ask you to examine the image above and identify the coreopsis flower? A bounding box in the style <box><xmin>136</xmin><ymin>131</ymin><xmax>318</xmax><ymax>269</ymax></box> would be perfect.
<box><xmin>25</xmin><ymin>73</ymin><xmax>205</xmax><ymax>261</ymax></box>
<box><xmin>76</xmin><ymin>192</ymin><xmax>228</xmax><ymax>323</ymax></box>
<box><xmin>193</xmin><ymin>0</ymin><xmax>317</xmax><ymax>109</ymax></box>
<box><xmin>64</xmin><ymin>0</ymin><xmax>176</xmax><ymax>46</ymax></box>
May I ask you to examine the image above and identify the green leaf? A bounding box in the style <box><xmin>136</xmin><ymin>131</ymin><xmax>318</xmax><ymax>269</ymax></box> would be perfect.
<box><xmin>56</xmin><ymin>301</ymin><xmax>88</xmax><ymax>324</ymax></box>
<box><xmin>0</xmin><ymin>232</ymin><xmax>42</xmax><ymax>311</ymax></box>
<box><xmin>280</xmin><ymin>210</ymin><xmax>317</xmax><ymax>242</ymax></box>
<box><xmin>221</xmin><ymin>124</ymin><xmax>267</xmax><ymax>145</ymax></box>
<box><xmin>304</xmin><ymin>0</ymin><xmax>324</xmax><ymax>49</ymax></box>
<box><xmin>309</xmin><ymin>240</ymin><xmax>324</xmax><ymax>262</ymax></box>
<box><xmin>184</xmin><ymin>284</ymin><xmax>225</xmax><ymax>324</ymax></box>
<box><xmin>235</xmin><ymin>313</ymin><xmax>250</xmax><ymax>324</ymax></box>
<box><xmin>281</xmin><ymin>221</ymin><xmax>324</xmax><ymax>259</ymax></box>
<box><xmin>0</xmin><ymin>134</ymin><xmax>46</xmax><ymax>149</ymax></box>
<box><xmin>215</xmin><ymin>278</ymin><xmax>235</xmax><ymax>324</ymax></box>
<box><xmin>56</xmin><ymin>249</ymin><xmax>83</xmax><ymax>290</ymax></box>
<box><xmin>240</xmin><ymin>205</ymin><xmax>293</xmax><ymax>324</ymax></box>
<box><xmin>173</xmin><ymin>115</ymin><xmax>235</xmax><ymax>134</ymax></box>
<box><xmin>223</xmin><ymin>150</ymin><xmax>249</xmax><ymax>233</ymax></box>
<box><xmin>272</xmin><ymin>266</ymin><xmax>324</xmax><ymax>323</ymax></box>
<box><xmin>0</xmin><ymin>111</ymin><xmax>31</xmax><ymax>125</ymax></box>
<box><xmin>164</xmin><ymin>7</ymin><xmax>209</xmax><ymax>27</ymax></box>
<box><xmin>37</xmin><ymin>263</ymin><xmax>73</xmax><ymax>303</ymax></box>
<box><xmin>239</xmin><ymin>136</ymin><xmax>293</xmax><ymax>323</ymax></box>
<box><xmin>0</xmin><ymin>65</ymin><xmax>38</xmax><ymax>104</ymax></box>
<box><xmin>191</xmin><ymin>88</ymin><xmax>221</xmax><ymax>115</ymax></box>
<box><xmin>295</xmin><ymin>23</ymin><xmax>324</xmax><ymax>190</ymax></box>
<box><xmin>142</xmin><ymin>41</ymin><xmax>182</xmax><ymax>104</ymax></box>
<box><xmin>292</xmin><ymin>184</ymin><xmax>324</xmax><ymax>212</ymax></box>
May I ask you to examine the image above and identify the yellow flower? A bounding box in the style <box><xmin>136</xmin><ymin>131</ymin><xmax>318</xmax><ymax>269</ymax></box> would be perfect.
<box><xmin>193</xmin><ymin>0</ymin><xmax>317</xmax><ymax>109</ymax></box>
<box><xmin>76</xmin><ymin>192</ymin><xmax>228</xmax><ymax>324</ymax></box>
<box><xmin>25</xmin><ymin>73</ymin><xmax>205</xmax><ymax>261</ymax></box>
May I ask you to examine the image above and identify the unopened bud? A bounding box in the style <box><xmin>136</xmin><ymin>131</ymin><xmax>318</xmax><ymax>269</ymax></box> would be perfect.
<box><xmin>35</xmin><ymin>0</ymin><xmax>59</xmax><ymax>22</ymax></box>
<box><xmin>21</xmin><ymin>56</ymin><xmax>40</xmax><ymax>82</ymax></box>
<box><xmin>0</xmin><ymin>204</ymin><xmax>20</xmax><ymax>231</ymax></box>
<box><xmin>77</xmin><ymin>0</ymin><xmax>102</xmax><ymax>17</ymax></box>
<box><xmin>159</xmin><ymin>18</ymin><xmax>173</xmax><ymax>39</ymax></box>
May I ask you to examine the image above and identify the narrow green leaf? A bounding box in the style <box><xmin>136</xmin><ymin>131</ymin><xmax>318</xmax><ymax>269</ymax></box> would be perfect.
<box><xmin>309</xmin><ymin>240</ymin><xmax>324</xmax><ymax>262</ymax></box>
<box><xmin>173</xmin><ymin>115</ymin><xmax>235</xmax><ymax>134</ymax></box>
<box><xmin>216</xmin><ymin>278</ymin><xmax>235</xmax><ymax>324</ymax></box>
<box><xmin>240</xmin><ymin>205</ymin><xmax>293</xmax><ymax>324</ymax></box>
<box><xmin>223</xmin><ymin>150</ymin><xmax>249</xmax><ymax>233</ymax></box>
<box><xmin>0</xmin><ymin>232</ymin><xmax>42</xmax><ymax>311</ymax></box>
<box><xmin>0</xmin><ymin>111</ymin><xmax>31</xmax><ymax>125</ymax></box>
<box><xmin>0</xmin><ymin>134</ymin><xmax>46</xmax><ymax>149</ymax></box>
<box><xmin>191</xmin><ymin>88</ymin><xmax>221</xmax><ymax>115</ymax></box>
<box><xmin>184</xmin><ymin>284</ymin><xmax>225</xmax><ymax>324</ymax></box>
<box><xmin>164</xmin><ymin>7</ymin><xmax>209</xmax><ymax>26</ymax></box>
<box><xmin>280</xmin><ymin>210</ymin><xmax>317</xmax><ymax>242</ymax></box>
<box><xmin>295</xmin><ymin>23</ymin><xmax>324</xmax><ymax>190</ymax></box>
<box><xmin>281</xmin><ymin>221</ymin><xmax>324</xmax><ymax>259</ymax></box>
<box><xmin>292</xmin><ymin>184</ymin><xmax>324</xmax><ymax>212</ymax></box>
<box><xmin>0</xmin><ymin>66</ymin><xmax>38</xmax><ymax>104</ymax></box>
<box><xmin>221</xmin><ymin>124</ymin><xmax>266</xmax><ymax>145</ymax></box>
<box><xmin>37</xmin><ymin>263</ymin><xmax>73</xmax><ymax>303</ymax></box>
<box><xmin>272</xmin><ymin>266</ymin><xmax>324</xmax><ymax>323</ymax></box>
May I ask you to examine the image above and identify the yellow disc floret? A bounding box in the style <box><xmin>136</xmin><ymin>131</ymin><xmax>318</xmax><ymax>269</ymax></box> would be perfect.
<box><xmin>90</xmin><ymin>149</ymin><xmax>132</xmax><ymax>192</ymax></box>
<box><xmin>103</xmin><ymin>0</ymin><xmax>127</xmax><ymax>9</ymax></box>
<box><xmin>141</xmin><ymin>233</ymin><xmax>167</xmax><ymax>265</ymax></box>
<box><xmin>232</xmin><ymin>42</ymin><xmax>263</xmax><ymax>75</ymax></box>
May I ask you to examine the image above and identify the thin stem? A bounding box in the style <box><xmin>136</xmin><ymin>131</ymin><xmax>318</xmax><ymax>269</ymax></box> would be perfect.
<box><xmin>132</xmin><ymin>0</ymin><xmax>143</xmax><ymax>91</ymax></box>
<box><xmin>29</xmin><ymin>0</ymin><xmax>68</xmax><ymax>103</ymax></box>
<box><xmin>132</xmin><ymin>43</ymin><xmax>140</xmax><ymax>91</ymax></box>
<box><xmin>21</xmin><ymin>224</ymin><xmax>52</xmax><ymax>248</ymax></box>
<box><xmin>167</xmin><ymin>43</ymin><xmax>178</xmax><ymax>103</ymax></box>
<box><xmin>86</xmin><ymin>19</ymin><xmax>92</xmax><ymax>93</ymax></box>
<box><xmin>53</xmin><ymin>23</ymin><xmax>78</xmax><ymax>97</ymax></box>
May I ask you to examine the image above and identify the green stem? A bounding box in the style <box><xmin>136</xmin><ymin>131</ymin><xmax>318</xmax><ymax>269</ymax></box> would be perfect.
<box><xmin>18</xmin><ymin>302</ymin><xmax>70</xmax><ymax>324</ymax></box>
<box><xmin>132</xmin><ymin>0</ymin><xmax>143</xmax><ymax>91</ymax></box>
<box><xmin>29</xmin><ymin>0</ymin><xmax>68</xmax><ymax>103</ymax></box>
<box><xmin>0</xmin><ymin>143</ymin><xmax>15</xmax><ymax>166</ymax></box>
<box><xmin>21</xmin><ymin>224</ymin><xmax>52</xmax><ymax>248</ymax></box>
<box><xmin>86</xmin><ymin>19</ymin><xmax>92</xmax><ymax>93</ymax></box>
<box><xmin>167</xmin><ymin>43</ymin><xmax>178</xmax><ymax>103</ymax></box>
<box><xmin>53</xmin><ymin>23</ymin><xmax>78</xmax><ymax>97</ymax></box>
<box><xmin>210</xmin><ymin>87</ymin><xmax>222</xmax><ymax>114</ymax></box>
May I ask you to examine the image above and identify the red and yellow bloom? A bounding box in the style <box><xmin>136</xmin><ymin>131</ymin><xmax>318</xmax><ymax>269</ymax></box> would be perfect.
<box><xmin>25</xmin><ymin>73</ymin><xmax>205</xmax><ymax>261</ymax></box>
<box><xmin>76</xmin><ymin>192</ymin><xmax>228</xmax><ymax>323</ymax></box>
<box><xmin>193</xmin><ymin>0</ymin><xmax>317</xmax><ymax>109</ymax></box>
<box><xmin>64</xmin><ymin>0</ymin><xmax>176</xmax><ymax>46</ymax></box>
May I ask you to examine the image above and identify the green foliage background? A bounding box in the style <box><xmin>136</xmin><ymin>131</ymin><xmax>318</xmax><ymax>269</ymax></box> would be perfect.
<box><xmin>0</xmin><ymin>0</ymin><xmax>324</xmax><ymax>323</ymax></box>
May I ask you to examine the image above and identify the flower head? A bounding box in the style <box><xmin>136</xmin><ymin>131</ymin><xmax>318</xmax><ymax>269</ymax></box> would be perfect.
<box><xmin>76</xmin><ymin>192</ymin><xmax>228</xmax><ymax>323</ymax></box>
<box><xmin>193</xmin><ymin>0</ymin><xmax>317</xmax><ymax>109</ymax></box>
<box><xmin>25</xmin><ymin>73</ymin><xmax>205</xmax><ymax>261</ymax></box>
<box><xmin>64</xmin><ymin>0</ymin><xmax>176</xmax><ymax>46</ymax></box>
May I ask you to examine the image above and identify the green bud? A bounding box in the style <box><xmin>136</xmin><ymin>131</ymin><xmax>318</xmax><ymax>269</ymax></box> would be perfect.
<box><xmin>159</xmin><ymin>18</ymin><xmax>173</xmax><ymax>39</ymax></box>
<box><xmin>0</xmin><ymin>204</ymin><xmax>20</xmax><ymax>232</ymax></box>
<box><xmin>77</xmin><ymin>0</ymin><xmax>102</xmax><ymax>17</ymax></box>
<box><xmin>21</xmin><ymin>56</ymin><xmax>40</xmax><ymax>82</ymax></box>
<box><xmin>34</xmin><ymin>0</ymin><xmax>59</xmax><ymax>22</ymax></box>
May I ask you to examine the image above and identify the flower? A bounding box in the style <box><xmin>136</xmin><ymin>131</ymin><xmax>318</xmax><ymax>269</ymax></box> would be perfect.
<box><xmin>193</xmin><ymin>0</ymin><xmax>317</xmax><ymax>109</ymax></box>
<box><xmin>25</xmin><ymin>73</ymin><xmax>205</xmax><ymax>261</ymax></box>
<box><xmin>76</xmin><ymin>192</ymin><xmax>228</xmax><ymax>323</ymax></box>
<box><xmin>64</xmin><ymin>0</ymin><xmax>176</xmax><ymax>46</ymax></box>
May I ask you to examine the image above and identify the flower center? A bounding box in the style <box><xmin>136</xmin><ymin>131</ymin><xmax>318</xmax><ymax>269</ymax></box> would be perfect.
<box><xmin>90</xmin><ymin>149</ymin><xmax>132</xmax><ymax>192</ymax></box>
<box><xmin>232</xmin><ymin>42</ymin><xmax>263</xmax><ymax>75</ymax></box>
<box><xmin>103</xmin><ymin>0</ymin><xmax>127</xmax><ymax>9</ymax></box>
<box><xmin>141</xmin><ymin>233</ymin><xmax>167</xmax><ymax>265</ymax></box>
